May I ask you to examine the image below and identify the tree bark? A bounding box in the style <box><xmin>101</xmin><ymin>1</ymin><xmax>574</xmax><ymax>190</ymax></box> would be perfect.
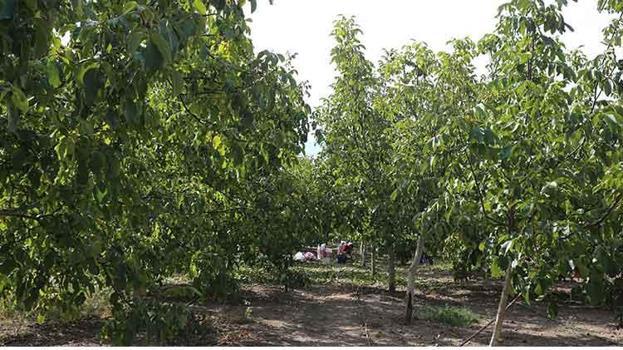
<box><xmin>371</xmin><ymin>246</ymin><xmax>376</xmax><ymax>277</ymax></box>
<box><xmin>388</xmin><ymin>243</ymin><xmax>396</xmax><ymax>293</ymax></box>
<box><xmin>361</xmin><ymin>242</ymin><xmax>367</xmax><ymax>267</ymax></box>
<box><xmin>489</xmin><ymin>264</ymin><xmax>513</xmax><ymax>346</ymax></box>
<box><xmin>405</xmin><ymin>236</ymin><xmax>424</xmax><ymax>324</ymax></box>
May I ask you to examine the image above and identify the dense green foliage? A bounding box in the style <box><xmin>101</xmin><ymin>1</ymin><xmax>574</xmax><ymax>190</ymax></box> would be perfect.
<box><xmin>314</xmin><ymin>0</ymin><xmax>623</xmax><ymax>329</ymax></box>
<box><xmin>1</xmin><ymin>0</ymin><xmax>622</xmax><ymax>345</ymax></box>
<box><xmin>0</xmin><ymin>0</ymin><xmax>320</xmax><ymax>344</ymax></box>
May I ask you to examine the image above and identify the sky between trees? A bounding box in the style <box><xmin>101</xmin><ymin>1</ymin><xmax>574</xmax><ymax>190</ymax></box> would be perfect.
<box><xmin>248</xmin><ymin>0</ymin><xmax>615</xmax><ymax>155</ymax></box>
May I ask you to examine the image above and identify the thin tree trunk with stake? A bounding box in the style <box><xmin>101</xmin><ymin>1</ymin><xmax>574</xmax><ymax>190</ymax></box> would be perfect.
<box><xmin>361</xmin><ymin>242</ymin><xmax>367</xmax><ymax>267</ymax></box>
<box><xmin>490</xmin><ymin>264</ymin><xmax>513</xmax><ymax>346</ymax></box>
<box><xmin>371</xmin><ymin>246</ymin><xmax>376</xmax><ymax>276</ymax></box>
<box><xmin>405</xmin><ymin>236</ymin><xmax>424</xmax><ymax>324</ymax></box>
<box><xmin>388</xmin><ymin>243</ymin><xmax>396</xmax><ymax>293</ymax></box>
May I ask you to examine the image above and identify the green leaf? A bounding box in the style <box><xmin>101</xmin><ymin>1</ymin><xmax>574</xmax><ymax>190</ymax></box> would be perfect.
<box><xmin>474</xmin><ymin>103</ymin><xmax>487</xmax><ymax>119</ymax></box>
<box><xmin>35</xmin><ymin>314</ymin><xmax>46</xmax><ymax>324</ymax></box>
<box><xmin>127</xmin><ymin>30</ymin><xmax>145</xmax><ymax>53</ymax></box>
<box><xmin>604</xmin><ymin>113</ymin><xmax>620</xmax><ymax>127</ymax></box>
<box><xmin>7</xmin><ymin>105</ymin><xmax>18</xmax><ymax>133</ymax></box>
<box><xmin>576</xmin><ymin>263</ymin><xmax>588</xmax><ymax>279</ymax></box>
<box><xmin>10</xmin><ymin>86</ymin><xmax>28</xmax><ymax>113</ymax></box>
<box><xmin>54</xmin><ymin>135</ymin><xmax>74</xmax><ymax>160</ymax></box>
<box><xmin>501</xmin><ymin>239</ymin><xmax>514</xmax><ymax>254</ymax></box>
<box><xmin>192</xmin><ymin>0</ymin><xmax>207</xmax><ymax>15</ymax></box>
<box><xmin>491</xmin><ymin>259</ymin><xmax>503</xmax><ymax>278</ymax></box>
<box><xmin>213</xmin><ymin>134</ymin><xmax>225</xmax><ymax>156</ymax></box>
<box><xmin>95</xmin><ymin>186</ymin><xmax>108</xmax><ymax>203</ymax></box>
<box><xmin>499</xmin><ymin>145</ymin><xmax>513</xmax><ymax>161</ymax></box>
<box><xmin>71</xmin><ymin>0</ymin><xmax>83</xmax><ymax>16</ymax></box>
<box><xmin>170</xmin><ymin>70</ymin><xmax>183</xmax><ymax>96</ymax></box>
<box><xmin>150</xmin><ymin>32</ymin><xmax>172</xmax><ymax>65</ymax></box>
<box><xmin>483</xmin><ymin>128</ymin><xmax>496</xmax><ymax>145</ymax></box>
<box><xmin>534</xmin><ymin>281</ymin><xmax>543</xmax><ymax>296</ymax></box>
<box><xmin>470</xmin><ymin>127</ymin><xmax>485</xmax><ymax>143</ymax></box>
<box><xmin>47</xmin><ymin>61</ymin><xmax>62</xmax><ymax>88</ymax></box>
<box><xmin>83</xmin><ymin>68</ymin><xmax>104</xmax><ymax>106</ymax></box>
<box><xmin>540</xmin><ymin>181</ymin><xmax>558</xmax><ymax>197</ymax></box>
<box><xmin>142</xmin><ymin>42</ymin><xmax>163</xmax><ymax>70</ymax></box>
<box><xmin>596</xmin><ymin>247</ymin><xmax>616</xmax><ymax>276</ymax></box>
<box><xmin>76</xmin><ymin>63</ymin><xmax>99</xmax><ymax>86</ymax></box>
<box><xmin>104</xmin><ymin>109</ymin><xmax>119</xmax><ymax>129</ymax></box>
<box><xmin>250</xmin><ymin>0</ymin><xmax>257</xmax><ymax>12</ymax></box>
<box><xmin>240</xmin><ymin>110</ymin><xmax>254</xmax><ymax>129</ymax></box>
<box><xmin>603</xmin><ymin>79</ymin><xmax>612</xmax><ymax>96</ymax></box>
<box><xmin>390</xmin><ymin>189</ymin><xmax>398</xmax><ymax>202</ymax></box>
<box><xmin>123</xmin><ymin>100</ymin><xmax>141</xmax><ymax>125</ymax></box>
<box><xmin>122</xmin><ymin>1</ymin><xmax>137</xmax><ymax>14</ymax></box>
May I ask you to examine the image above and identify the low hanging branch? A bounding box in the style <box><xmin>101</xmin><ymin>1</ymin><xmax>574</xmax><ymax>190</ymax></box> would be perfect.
<box><xmin>466</xmin><ymin>155</ymin><xmax>505</xmax><ymax>227</ymax></box>
<box><xmin>0</xmin><ymin>208</ymin><xmax>59</xmax><ymax>221</ymax></box>
<box><xmin>584</xmin><ymin>192</ymin><xmax>623</xmax><ymax>229</ymax></box>
<box><xmin>459</xmin><ymin>293</ymin><xmax>522</xmax><ymax>347</ymax></box>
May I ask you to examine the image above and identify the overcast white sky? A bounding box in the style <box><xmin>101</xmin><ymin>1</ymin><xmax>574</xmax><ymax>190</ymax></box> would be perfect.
<box><xmin>247</xmin><ymin>1</ymin><xmax>613</xmax><ymax>155</ymax></box>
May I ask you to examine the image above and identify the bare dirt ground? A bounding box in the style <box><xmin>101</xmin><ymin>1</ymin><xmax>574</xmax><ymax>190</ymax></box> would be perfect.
<box><xmin>0</xmin><ymin>315</ymin><xmax>103</xmax><ymax>346</ymax></box>
<box><xmin>206</xmin><ymin>269</ymin><xmax>623</xmax><ymax>346</ymax></box>
<box><xmin>1</xmin><ymin>264</ymin><xmax>622</xmax><ymax>346</ymax></box>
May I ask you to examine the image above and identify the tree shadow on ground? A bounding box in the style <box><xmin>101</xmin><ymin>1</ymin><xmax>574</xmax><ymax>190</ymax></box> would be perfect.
<box><xmin>2</xmin><ymin>265</ymin><xmax>621</xmax><ymax>346</ymax></box>
<box><xmin>1</xmin><ymin>316</ymin><xmax>103</xmax><ymax>346</ymax></box>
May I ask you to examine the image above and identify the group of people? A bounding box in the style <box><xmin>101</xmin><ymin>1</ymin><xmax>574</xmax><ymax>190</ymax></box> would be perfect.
<box><xmin>293</xmin><ymin>241</ymin><xmax>354</xmax><ymax>264</ymax></box>
<box><xmin>336</xmin><ymin>241</ymin><xmax>353</xmax><ymax>264</ymax></box>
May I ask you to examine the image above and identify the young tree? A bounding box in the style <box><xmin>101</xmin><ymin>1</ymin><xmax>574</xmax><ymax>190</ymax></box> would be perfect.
<box><xmin>315</xmin><ymin>16</ymin><xmax>398</xmax><ymax>289</ymax></box>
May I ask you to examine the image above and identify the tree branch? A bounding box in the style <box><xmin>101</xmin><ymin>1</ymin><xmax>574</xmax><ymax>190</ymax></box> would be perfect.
<box><xmin>0</xmin><ymin>209</ymin><xmax>58</xmax><ymax>221</ymax></box>
<box><xmin>465</xmin><ymin>153</ymin><xmax>505</xmax><ymax>226</ymax></box>
<box><xmin>584</xmin><ymin>192</ymin><xmax>623</xmax><ymax>229</ymax></box>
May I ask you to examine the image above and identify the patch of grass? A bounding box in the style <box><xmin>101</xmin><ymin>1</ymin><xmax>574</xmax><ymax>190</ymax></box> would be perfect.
<box><xmin>291</xmin><ymin>262</ymin><xmax>451</xmax><ymax>292</ymax></box>
<box><xmin>417</xmin><ymin>304</ymin><xmax>480</xmax><ymax>327</ymax></box>
<box><xmin>81</xmin><ymin>286</ymin><xmax>112</xmax><ymax>318</ymax></box>
<box><xmin>0</xmin><ymin>294</ymin><xmax>24</xmax><ymax>321</ymax></box>
<box><xmin>235</xmin><ymin>259</ymin><xmax>453</xmax><ymax>293</ymax></box>
<box><xmin>425</xmin><ymin>261</ymin><xmax>454</xmax><ymax>272</ymax></box>
<box><xmin>235</xmin><ymin>265</ymin><xmax>277</xmax><ymax>285</ymax></box>
<box><xmin>291</xmin><ymin>264</ymin><xmax>384</xmax><ymax>287</ymax></box>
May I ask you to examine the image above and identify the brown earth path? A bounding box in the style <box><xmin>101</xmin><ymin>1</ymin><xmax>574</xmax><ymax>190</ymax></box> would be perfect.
<box><xmin>204</xmin><ymin>276</ymin><xmax>623</xmax><ymax>346</ymax></box>
<box><xmin>2</xmin><ymin>266</ymin><xmax>622</xmax><ymax>346</ymax></box>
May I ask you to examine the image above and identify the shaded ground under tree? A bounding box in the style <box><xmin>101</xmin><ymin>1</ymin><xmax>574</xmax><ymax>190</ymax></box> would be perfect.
<box><xmin>1</xmin><ymin>263</ymin><xmax>621</xmax><ymax>346</ymax></box>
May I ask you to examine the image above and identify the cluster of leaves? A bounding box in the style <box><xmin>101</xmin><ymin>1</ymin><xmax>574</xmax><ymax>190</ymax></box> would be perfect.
<box><xmin>101</xmin><ymin>299</ymin><xmax>193</xmax><ymax>345</ymax></box>
<box><xmin>0</xmin><ymin>0</ymin><xmax>324</xmax><ymax>344</ymax></box>
<box><xmin>314</xmin><ymin>0</ymin><xmax>623</xmax><ymax>323</ymax></box>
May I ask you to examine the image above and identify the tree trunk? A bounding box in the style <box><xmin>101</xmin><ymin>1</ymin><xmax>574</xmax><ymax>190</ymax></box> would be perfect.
<box><xmin>483</xmin><ymin>268</ymin><xmax>491</xmax><ymax>288</ymax></box>
<box><xmin>489</xmin><ymin>264</ymin><xmax>513</xmax><ymax>346</ymax></box>
<box><xmin>361</xmin><ymin>242</ymin><xmax>367</xmax><ymax>267</ymax></box>
<box><xmin>405</xmin><ymin>236</ymin><xmax>424</xmax><ymax>324</ymax></box>
<box><xmin>371</xmin><ymin>246</ymin><xmax>376</xmax><ymax>277</ymax></box>
<box><xmin>388</xmin><ymin>244</ymin><xmax>396</xmax><ymax>293</ymax></box>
